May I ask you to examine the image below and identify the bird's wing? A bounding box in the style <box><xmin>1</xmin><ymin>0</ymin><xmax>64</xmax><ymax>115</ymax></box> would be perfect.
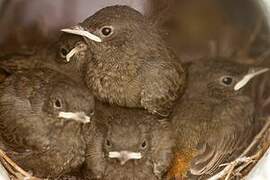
<box><xmin>189</xmin><ymin>98</ymin><xmax>256</xmax><ymax>176</ymax></box>
<box><xmin>0</xmin><ymin>112</ymin><xmax>51</xmax><ymax>151</ymax></box>
<box><xmin>0</xmin><ymin>74</ymin><xmax>48</xmax><ymax>150</ymax></box>
<box><xmin>150</xmin><ymin>121</ymin><xmax>175</xmax><ymax>177</ymax></box>
<box><xmin>0</xmin><ymin>52</ymin><xmax>39</xmax><ymax>73</ymax></box>
<box><xmin>84</xmin><ymin>122</ymin><xmax>106</xmax><ymax>179</ymax></box>
<box><xmin>141</xmin><ymin>60</ymin><xmax>185</xmax><ymax>116</ymax></box>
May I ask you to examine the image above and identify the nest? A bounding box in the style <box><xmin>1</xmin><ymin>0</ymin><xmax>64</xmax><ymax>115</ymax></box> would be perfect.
<box><xmin>0</xmin><ymin>0</ymin><xmax>270</xmax><ymax>179</ymax></box>
<box><xmin>0</xmin><ymin>119</ymin><xmax>268</xmax><ymax>179</ymax></box>
<box><xmin>208</xmin><ymin>118</ymin><xmax>270</xmax><ymax>180</ymax></box>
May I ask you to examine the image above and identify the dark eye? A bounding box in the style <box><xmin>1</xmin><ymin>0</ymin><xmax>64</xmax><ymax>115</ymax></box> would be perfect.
<box><xmin>54</xmin><ymin>99</ymin><xmax>62</xmax><ymax>109</ymax></box>
<box><xmin>220</xmin><ymin>76</ymin><xmax>233</xmax><ymax>86</ymax></box>
<box><xmin>106</xmin><ymin>139</ymin><xmax>111</xmax><ymax>147</ymax></box>
<box><xmin>101</xmin><ymin>26</ymin><xmax>113</xmax><ymax>36</ymax></box>
<box><xmin>59</xmin><ymin>47</ymin><xmax>69</xmax><ymax>58</ymax></box>
<box><xmin>141</xmin><ymin>141</ymin><xmax>147</xmax><ymax>149</ymax></box>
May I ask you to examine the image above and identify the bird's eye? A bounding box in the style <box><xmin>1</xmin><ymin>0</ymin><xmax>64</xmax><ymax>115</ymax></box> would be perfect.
<box><xmin>100</xmin><ymin>26</ymin><xmax>113</xmax><ymax>36</ymax></box>
<box><xmin>54</xmin><ymin>99</ymin><xmax>62</xmax><ymax>109</ymax></box>
<box><xmin>140</xmin><ymin>141</ymin><xmax>147</xmax><ymax>149</ymax></box>
<box><xmin>220</xmin><ymin>76</ymin><xmax>234</xmax><ymax>86</ymax></box>
<box><xmin>106</xmin><ymin>139</ymin><xmax>111</xmax><ymax>147</ymax></box>
<box><xmin>59</xmin><ymin>47</ymin><xmax>69</xmax><ymax>58</ymax></box>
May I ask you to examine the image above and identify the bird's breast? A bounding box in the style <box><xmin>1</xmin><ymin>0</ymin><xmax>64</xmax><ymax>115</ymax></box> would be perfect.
<box><xmin>85</xmin><ymin>61</ymin><xmax>142</xmax><ymax>108</ymax></box>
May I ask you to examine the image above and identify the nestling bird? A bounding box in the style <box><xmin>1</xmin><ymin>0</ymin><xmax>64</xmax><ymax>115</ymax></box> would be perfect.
<box><xmin>168</xmin><ymin>58</ymin><xmax>269</xmax><ymax>179</ymax></box>
<box><xmin>61</xmin><ymin>5</ymin><xmax>186</xmax><ymax>117</ymax></box>
<box><xmin>0</xmin><ymin>33</ymin><xmax>90</xmax><ymax>82</ymax></box>
<box><xmin>83</xmin><ymin>102</ymin><xmax>175</xmax><ymax>179</ymax></box>
<box><xmin>52</xmin><ymin>33</ymin><xmax>91</xmax><ymax>81</ymax></box>
<box><xmin>0</xmin><ymin>67</ymin><xmax>95</xmax><ymax>178</ymax></box>
<box><xmin>57</xmin><ymin>33</ymin><xmax>89</xmax><ymax>63</ymax></box>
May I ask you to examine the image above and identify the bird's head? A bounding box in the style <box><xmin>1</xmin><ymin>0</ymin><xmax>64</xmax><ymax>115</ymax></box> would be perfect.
<box><xmin>56</xmin><ymin>33</ymin><xmax>89</xmax><ymax>64</ymax></box>
<box><xmin>187</xmin><ymin>58</ymin><xmax>269</xmax><ymax>99</ymax></box>
<box><xmin>61</xmin><ymin>5</ymin><xmax>162</xmax><ymax>64</ymax></box>
<box><xmin>44</xmin><ymin>76</ymin><xmax>95</xmax><ymax>124</ymax></box>
<box><xmin>104</xmin><ymin>119</ymin><xmax>151</xmax><ymax>166</ymax></box>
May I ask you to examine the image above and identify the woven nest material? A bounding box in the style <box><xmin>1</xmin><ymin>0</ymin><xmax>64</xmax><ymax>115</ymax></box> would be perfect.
<box><xmin>0</xmin><ymin>1</ymin><xmax>269</xmax><ymax>179</ymax></box>
<box><xmin>207</xmin><ymin>118</ymin><xmax>270</xmax><ymax>180</ymax></box>
<box><xmin>0</xmin><ymin>119</ymin><xmax>268</xmax><ymax>180</ymax></box>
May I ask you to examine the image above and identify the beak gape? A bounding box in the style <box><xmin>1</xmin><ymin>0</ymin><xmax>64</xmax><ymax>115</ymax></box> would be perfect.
<box><xmin>108</xmin><ymin>151</ymin><xmax>142</xmax><ymax>165</ymax></box>
<box><xmin>234</xmin><ymin>68</ymin><xmax>269</xmax><ymax>91</ymax></box>
<box><xmin>61</xmin><ymin>25</ymin><xmax>102</xmax><ymax>43</ymax></box>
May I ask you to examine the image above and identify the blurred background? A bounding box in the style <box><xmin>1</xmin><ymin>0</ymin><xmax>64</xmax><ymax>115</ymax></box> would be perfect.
<box><xmin>0</xmin><ymin>0</ymin><xmax>269</xmax><ymax>115</ymax></box>
<box><xmin>0</xmin><ymin>0</ymin><xmax>146</xmax><ymax>47</ymax></box>
<box><xmin>0</xmin><ymin>0</ymin><xmax>269</xmax><ymax>59</ymax></box>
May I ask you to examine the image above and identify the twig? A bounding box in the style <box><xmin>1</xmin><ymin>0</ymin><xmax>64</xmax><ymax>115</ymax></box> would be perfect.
<box><xmin>234</xmin><ymin>150</ymin><xmax>263</xmax><ymax>176</ymax></box>
<box><xmin>0</xmin><ymin>149</ymin><xmax>41</xmax><ymax>180</ymax></box>
<box><xmin>240</xmin><ymin>119</ymin><xmax>270</xmax><ymax>157</ymax></box>
<box><xmin>0</xmin><ymin>158</ymin><xmax>26</xmax><ymax>180</ymax></box>
<box><xmin>208</xmin><ymin>118</ymin><xmax>270</xmax><ymax>180</ymax></box>
<box><xmin>224</xmin><ymin>162</ymin><xmax>235</xmax><ymax>180</ymax></box>
<box><xmin>208</xmin><ymin>157</ymin><xmax>253</xmax><ymax>180</ymax></box>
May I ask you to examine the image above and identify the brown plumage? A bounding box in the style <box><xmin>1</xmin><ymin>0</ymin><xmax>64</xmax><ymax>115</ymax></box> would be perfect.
<box><xmin>0</xmin><ymin>67</ymin><xmax>95</xmax><ymax>178</ymax></box>
<box><xmin>168</xmin><ymin>58</ymin><xmax>268</xmax><ymax>179</ymax></box>
<box><xmin>53</xmin><ymin>33</ymin><xmax>91</xmax><ymax>80</ymax></box>
<box><xmin>0</xmin><ymin>67</ymin><xmax>10</xmax><ymax>83</ymax></box>
<box><xmin>61</xmin><ymin>5</ymin><xmax>186</xmax><ymax>117</ymax></box>
<box><xmin>0</xmin><ymin>32</ymin><xmax>89</xmax><ymax>82</ymax></box>
<box><xmin>83</xmin><ymin>102</ymin><xmax>175</xmax><ymax>179</ymax></box>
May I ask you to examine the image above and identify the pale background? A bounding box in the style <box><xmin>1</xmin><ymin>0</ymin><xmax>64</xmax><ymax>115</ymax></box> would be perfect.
<box><xmin>0</xmin><ymin>0</ymin><xmax>147</xmax><ymax>44</ymax></box>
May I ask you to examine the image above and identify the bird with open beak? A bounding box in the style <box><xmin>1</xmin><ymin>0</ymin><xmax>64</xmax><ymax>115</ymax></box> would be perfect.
<box><xmin>0</xmin><ymin>67</ymin><xmax>95</xmax><ymax>178</ymax></box>
<box><xmin>61</xmin><ymin>5</ymin><xmax>186</xmax><ymax>117</ymax></box>
<box><xmin>83</xmin><ymin>102</ymin><xmax>175</xmax><ymax>180</ymax></box>
<box><xmin>168</xmin><ymin>58</ymin><xmax>269</xmax><ymax>179</ymax></box>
